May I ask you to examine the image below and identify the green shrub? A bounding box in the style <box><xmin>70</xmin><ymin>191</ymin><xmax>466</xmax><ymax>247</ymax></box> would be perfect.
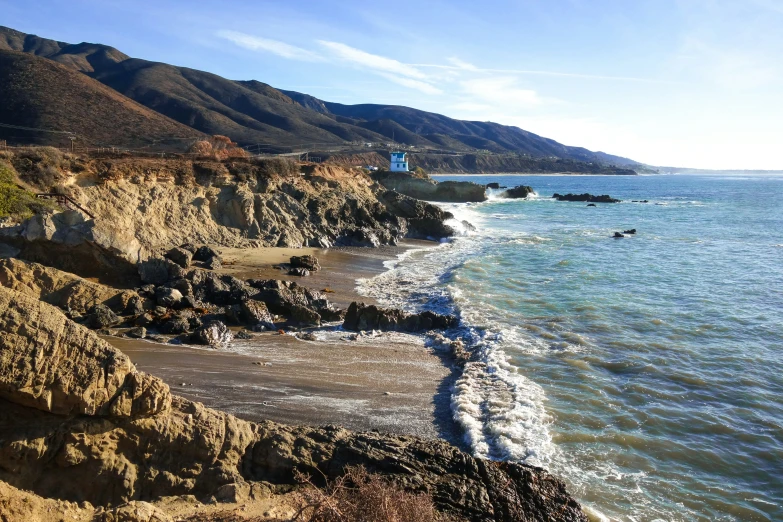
<box><xmin>254</xmin><ymin>157</ymin><xmax>300</xmax><ymax>177</ymax></box>
<box><xmin>0</xmin><ymin>162</ymin><xmax>56</xmax><ymax>220</ymax></box>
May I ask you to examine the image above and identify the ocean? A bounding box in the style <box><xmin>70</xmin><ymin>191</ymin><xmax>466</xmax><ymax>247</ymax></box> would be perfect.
<box><xmin>358</xmin><ymin>173</ymin><xmax>783</xmax><ymax>521</ymax></box>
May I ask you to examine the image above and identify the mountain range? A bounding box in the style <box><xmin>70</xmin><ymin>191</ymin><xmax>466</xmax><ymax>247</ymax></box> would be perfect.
<box><xmin>0</xmin><ymin>25</ymin><xmax>636</xmax><ymax>166</ymax></box>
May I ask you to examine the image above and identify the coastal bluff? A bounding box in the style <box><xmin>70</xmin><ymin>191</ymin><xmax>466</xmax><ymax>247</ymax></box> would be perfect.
<box><xmin>0</xmin><ymin>286</ymin><xmax>587</xmax><ymax>521</ymax></box>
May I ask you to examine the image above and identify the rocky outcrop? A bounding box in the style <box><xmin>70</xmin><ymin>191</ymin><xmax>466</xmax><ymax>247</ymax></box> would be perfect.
<box><xmin>500</xmin><ymin>185</ymin><xmax>534</xmax><ymax>199</ymax></box>
<box><xmin>0</xmin><ymin>210</ymin><xmax>140</xmax><ymax>284</ymax></box>
<box><xmin>0</xmin><ymin>286</ymin><xmax>587</xmax><ymax>521</ymax></box>
<box><xmin>372</xmin><ymin>171</ymin><xmax>487</xmax><ymax>203</ymax></box>
<box><xmin>552</xmin><ymin>193</ymin><xmax>621</xmax><ymax>203</ymax></box>
<box><xmin>343</xmin><ymin>302</ymin><xmax>458</xmax><ymax>332</ymax></box>
<box><xmin>378</xmin><ymin>190</ymin><xmax>457</xmax><ymax>239</ymax></box>
<box><xmin>0</xmin><ymin>288</ymin><xmax>171</xmax><ymax>417</ymax></box>
<box><xmin>0</xmin><ymin>257</ymin><xmax>141</xmax><ymax>315</ymax></box>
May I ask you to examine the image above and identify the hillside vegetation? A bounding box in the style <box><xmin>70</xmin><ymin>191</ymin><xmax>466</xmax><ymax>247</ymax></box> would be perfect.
<box><xmin>0</xmin><ymin>50</ymin><xmax>203</xmax><ymax>148</ymax></box>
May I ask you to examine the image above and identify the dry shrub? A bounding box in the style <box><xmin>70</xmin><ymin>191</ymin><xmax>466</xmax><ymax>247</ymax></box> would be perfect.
<box><xmin>10</xmin><ymin>146</ymin><xmax>68</xmax><ymax>191</ymax></box>
<box><xmin>254</xmin><ymin>157</ymin><xmax>299</xmax><ymax>177</ymax></box>
<box><xmin>189</xmin><ymin>136</ymin><xmax>248</xmax><ymax>160</ymax></box>
<box><xmin>0</xmin><ymin>162</ymin><xmax>57</xmax><ymax>220</ymax></box>
<box><xmin>294</xmin><ymin>466</ymin><xmax>460</xmax><ymax>522</ymax></box>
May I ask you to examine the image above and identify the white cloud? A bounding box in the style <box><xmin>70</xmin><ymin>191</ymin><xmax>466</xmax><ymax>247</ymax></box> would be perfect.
<box><xmin>376</xmin><ymin>73</ymin><xmax>443</xmax><ymax>95</ymax></box>
<box><xmin>447</xmin><ymin>57</ymin><xmax>478</xmax><ymax>71</ymax></box>
<box><xmin>217</xmin><ymin>30</ymin><xmax>323</xmax><ymax>61</ymax></box>
<box><xmin>317</xmin><ymin>40</ymin><xmax>443</xmax><ymax>94</ymax></box>
<box><xmin>318</xmin><ymin>40</ymin><xmax>429</xmax><ymax>80</ymax></box>
<box><xmin>460</xmin><ymin>77</ymin><xmax>545</xmax><ymax>108</ymax></box>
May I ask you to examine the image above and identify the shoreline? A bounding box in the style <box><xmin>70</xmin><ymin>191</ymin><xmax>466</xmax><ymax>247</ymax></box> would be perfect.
<box><xmin>110</xmin><ymin>239</ymin><xmax>463</xmax><ymax>443</ymax></box>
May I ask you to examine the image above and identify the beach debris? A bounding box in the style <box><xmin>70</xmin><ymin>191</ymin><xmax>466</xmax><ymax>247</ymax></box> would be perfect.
<box><xmin>322</xmin><ymin>287</ymin><xmax>335</xmax><ymax>293</ymax></box>
<box><xmin>277</xmin><ymin>329</ymin><xmax>286</xmax><ymax>335</ymax></box>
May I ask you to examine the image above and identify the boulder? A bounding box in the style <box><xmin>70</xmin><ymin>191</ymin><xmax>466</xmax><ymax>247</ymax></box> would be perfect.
<box><xmin>614</xmin><ymin>232</ymin><xmax>625</xmax><ymax>238</ymax></box>
<box><xmin>203</xmin><ymin>256</ymin><xmax>222</xmax><ymax>270</ymax></box>
<box><xmin>87</xmin><ymin>304</ymin><xmax>121</xmax><ymax>329</ymax></box>
<box><xmin>486</xmin><ymin>182</ymin><xmax>501</xmax><ymax>189</ymax></box>
<box><xmin>287</xmin><ymin>267</ymin><xmax>310</xmax><ymax>277</ymax></box>
<box><xmin>159</xmin><ymin>311</ymin><xmax>198</xmax><ymax>335</ymax></box>
<box><xmin>290</xmin><ymin>255</ymin><xmax>320</xmax><ymax>271</ymax></box>
<box><xmin>192</xmin><ymin>320</ymin><xmax>233</xmax><ymax>347</ymax></box>
<box><xmin>98</xmin><ymin>501</ymin><xmax>173</xmax><ymax>522</ymax></box>
<box><xmin>155</xmin><ymin>287</ymin><xmax>183</xmax><ymax>308</ymax></box>
<box><xmin>290</xmin><ymin>304</ymin><xmax>321</xmax><ymax>326</ymax></box>
<box><xmin>343</xmin><ymin>302</ymin><xmax>457</xmax><ymax>332</ymax></box>
<box><xmin>164</xmin><ymin>247</ymin><xmax>193</xmax><ymax>268</ymax></box>
<box><xmin>500</xmin><ymin>185</ymin><xmax>534</xmax><ymax>198</ymax></box>
<box><xmin>138</xmin><ymin>257</ymin><xmax>184</xmax><ymax>285</ymax></box>
<box><xmin>623</xmin><ymin>229</ymin><xmax>637</xmax><ymax>235</ymax></box>
<box><xmin>378</xmin><ymin>190</ymin><xmax>456</xmax><ymax>240</ymax></box>
<box><xmin>189</xmin><ymin>271</ymin><xmax>250</xmax><ymax>305</ymax></box>
<box><xmin>124</xmin><ymin>327</ymin><xmax>147</xmax><ymax>339</ymax></box>
<box><xmin>240</xmin><ymin>299</ymin><xmax>275</xmax><ymax>329</ymax></box>
<box><xmin>193</xmin><ymin>246</ymin><xmax>222</xmax><ymax>263</ymax></box>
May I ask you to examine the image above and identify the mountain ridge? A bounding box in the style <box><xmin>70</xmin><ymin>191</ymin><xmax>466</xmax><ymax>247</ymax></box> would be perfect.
<box><xmin>0</xmin><ymin>25</ymin><xmax>637</xmax><ymax>166</ymax></box>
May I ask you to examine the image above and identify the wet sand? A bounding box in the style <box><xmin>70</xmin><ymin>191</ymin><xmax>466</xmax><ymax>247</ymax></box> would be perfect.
<box><xmin>110</xmin><ymin>240</ymin><xmax>462</xmax><ymax>443</ymax></box>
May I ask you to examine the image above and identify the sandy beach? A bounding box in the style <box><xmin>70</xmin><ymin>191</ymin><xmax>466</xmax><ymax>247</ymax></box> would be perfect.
<box><xmin>109</xmin><ymin>239</ymin><xmax>462</xmax><ymax>443</ymax></box>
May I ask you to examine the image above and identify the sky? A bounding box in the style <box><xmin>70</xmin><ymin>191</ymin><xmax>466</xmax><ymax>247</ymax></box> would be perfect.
<box><xmin>2</xmin><ymin>0</ymin><xmax>782</xmax><ymax>169</ymax></box>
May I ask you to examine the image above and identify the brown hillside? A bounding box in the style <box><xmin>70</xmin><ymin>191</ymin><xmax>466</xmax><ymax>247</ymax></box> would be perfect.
<box><xmin>0</xmin><ymin>50</ymin><xmax>203</xmax><ymax>148</ymax></box>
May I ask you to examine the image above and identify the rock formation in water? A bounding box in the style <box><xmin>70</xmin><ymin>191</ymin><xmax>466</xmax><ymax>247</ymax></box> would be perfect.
<box><xmin>500</xmin><ymin>185</ymin><xmax>534</xmax><ymax>199</ymax></box>
<box><xmin>0</xmin><ymin>286</ymin><xmax>587</xmax><ymax>521</ymax></box>
<box><xmin>343</xmin><ymin>302</ymin><xmax>458</xmax><ymax>332</ymax></box>
<box><xmin>371</xmin><ymin>170</ymin><xmax>487</xmax><ymax>203</ymax></box>
<box><xmin>552</xmin><ymin>193</ymin><xmax>621</xmax><ymax>203</ymax></box>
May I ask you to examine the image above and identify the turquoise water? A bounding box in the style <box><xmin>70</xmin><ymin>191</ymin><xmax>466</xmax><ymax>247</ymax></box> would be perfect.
<box><xmin>362</xmin><ymin>174</ymin><xmax>783</xmax><ymax>521</ymax></box>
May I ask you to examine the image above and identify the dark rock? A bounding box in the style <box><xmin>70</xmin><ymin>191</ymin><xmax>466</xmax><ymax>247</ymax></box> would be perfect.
<box><xmin>378</xmin><ymin>191</ymin><xmax>455</xmax><ymax>240</ymax></box>
<box><xmin>123</xmin><ymin>294</ymin><xmax>152</xmax><ymax>316</ymax></box>
<box><xmin>179</xmin><ymin>243</ymin><xmax>198</xmax><ymax>253</ymax></box>
<box><xmin>287</xmin><ymin>267</ymin><xmax>310</xmax><ymax>277</ymax></box>
<box><xmin>124</xmin><ymin>327</ymin><xmax>147</xmax><ymax>339</ymax></box>
<box><xmin>235</xmin><ymin>330</ymin><xmax>254</xmax><ymax>340</ymax></box>
<box><xmin>134</xmin><ymin>313</ymin><xmax>155</xmax><ymax>327</ymax></box>
<box><xmin>168</xmin><ymin>278</ymin><xmax>193</xmax><ymax>297</ymax></box>
<box><xmin>343</xmin><ymin>302</ymin><xmax>457</xmax><ymax>332</ymax></box>
<box><xmin>87</xmin><ymin>304</ymin><xmax>120</xmax><ymax>329</ymax></box>
<box><xmin>623</xmin><ymin>229</ymin><xmax>637</xmax><ymax>235</ymax></box>
<box><xmin>193</xmin><ymin>246</ymin><xmax>222</xmax><ymax>263</ymax></box>
<box><xmin>339</xmin><ymin>228</ymin><xmax>381</xmax><ymax>247</ymax></box>
<box><xmin>155</xmin><ymin>287</ymin><xmax>183</xmax><ymax>308</ymax></box>
<box><xmin>189</xmin><ymin>272</ymin><xmax>250</xmax><ymax>305</ymax></box>
<box><xmin>165</xmin><ymin>247</ymin><xmax>193</xmax><ymax>268</ymax></box>
<box><xmin>240</xmin><ymin>299</ymin><xmax>275</xmax><ymax>329</ymax></box>
<box><xmin>587</xmin><ymin>203</ymin><xmax>596</xmax><ymax>207</ymax></box>
<box><xmin>290</xmin><ymin>305</ymin><xmax>321</xmax><ymax>326</ymax></box>
<box><xmin>204</xmin><ymin>256</ymin><xmax>222</xmax><ymax>270</ymax></box>
<box><xmin>192</xmin><ymin>320</ymin><xmax>233</xmax><ymax>347</ymax></box>
<box><xmin>138</xmin><ymin>257</ymin><xmax>184</xmax><ymax>285</ymax></box>
<box><xmin>95</xmin><ymin>328</ymin><xmax>118</xmax><ymax>336</ymax></box>
<box><xmin>180</xmin><ymin>295</ymin><xmax>199</xmax><ymax>309</ymax></box>
<box><xmin>486</xmin><ymin>182</ymin><xmax>501</xmax><ymax>189</ymax></box>
<box><xmin>139</xmin><ymin>284</ymin><xmax>156</xmax><ymax>296</ymax></box>
<box><xmin>500</xmin><ymin>185</ymin><xmax>534</xmax><ymax>198</ymax></box>
<box><xmin>614</xmin><ymin>232</ymin><xmax>625</xmax><ymax>238</ymax></box>
<box><xmin>553</xmin><ymin>193</ymin><xmax>621</xmax><ymax>203</ymax></box>
<box><xmin>290</xmin><ymin>255</ymin><xmax>320</xmax><ymax>271</ymax></box>
<box><xmin>158</xmin><ymin>312</ymin><xmax>193</xmax><ymax>335</ymax></box>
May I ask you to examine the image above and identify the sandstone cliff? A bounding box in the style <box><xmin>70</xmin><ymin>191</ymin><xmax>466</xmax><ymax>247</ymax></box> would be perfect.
<box><xmin>0</xmin><ymin>151</ymin><xmax>455</xmax><ymax>280</ymax></box>
<box><xmin>0</xmin><ymin>286</ymin><xmax>587</xmax><ymax>521</ymax></box>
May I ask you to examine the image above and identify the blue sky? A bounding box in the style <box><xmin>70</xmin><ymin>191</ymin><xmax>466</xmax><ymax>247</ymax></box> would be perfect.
<box><xmin>3</xmin><ymin>0</ymin><xmax>782</xmax><ymax>169</ymax></box>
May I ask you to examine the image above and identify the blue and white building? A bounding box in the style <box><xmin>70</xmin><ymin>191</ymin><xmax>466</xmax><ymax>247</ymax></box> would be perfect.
<box><xmin>389</xmin><ymin>152</ymin><xmax>409</xmax><ymax>172</ymax></box>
